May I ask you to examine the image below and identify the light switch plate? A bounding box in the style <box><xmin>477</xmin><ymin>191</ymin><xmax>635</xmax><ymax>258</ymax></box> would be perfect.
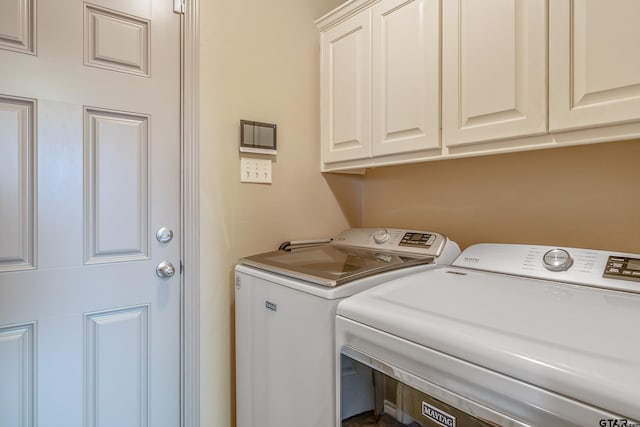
<box><xmin>240</xmin><ymin>157</ymin><xmax>272</xmax><ymax>184</ymax></box>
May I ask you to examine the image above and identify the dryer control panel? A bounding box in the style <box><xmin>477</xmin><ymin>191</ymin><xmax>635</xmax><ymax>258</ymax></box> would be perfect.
<box><xmin>452</xmin><ymin>244</ymin><xmax>640</xmax><ymax>294</ymax></box>
<box><xmin>604</xmin><ymin>256</ymin><xmax>640</xmax><ymax>282</ymax></box>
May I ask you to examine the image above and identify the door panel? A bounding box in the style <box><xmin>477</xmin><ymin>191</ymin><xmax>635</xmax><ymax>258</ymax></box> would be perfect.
<box><xmin>0</xmin><ymin>96</ymin><xmax>35</xmax><ymax>271</ymax></box>
<box><xmin>0</xmin><ymin>0</ymin><xmax>180</xmax><ymax>426</ymax></box>
<box><xmin>0</xmin><ymin>0</ymin><xmax>35</xmax><ymax>54</ymax></box>
<box><xmin>84</xmin><ymin>108</ymin><xmax>150</xmax><ymax>263</ymax></box>
<box><xmin>83</xmin><ymin>4</ymin><xmax>150</xmax><ymax>76</ymax></box>
<box><xmin>85</xmin><ymin>306</ymin><xmax>150</xmax><ymax>427</ymax></box>
<box><xmin>0</xmin><ymin>322</ymin><xmax>35</xmax><ymax>427</ymax></box>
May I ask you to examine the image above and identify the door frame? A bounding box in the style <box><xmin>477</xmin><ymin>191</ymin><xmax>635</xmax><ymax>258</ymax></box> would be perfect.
<box><xmin>181</xmin><ymin>1</ymin><xmax>200</xmax><ymax>425</ymax></box>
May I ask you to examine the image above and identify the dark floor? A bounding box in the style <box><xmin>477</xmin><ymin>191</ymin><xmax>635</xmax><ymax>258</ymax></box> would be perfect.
<box><xmin>342</xmin><ymin>411</ymin><xmax>420</xmax><ymax>427</ymax></box>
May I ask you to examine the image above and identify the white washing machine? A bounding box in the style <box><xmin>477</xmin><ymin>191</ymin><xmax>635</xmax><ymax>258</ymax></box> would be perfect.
<box><xmin>336</xmin><ymin>243</ymin><xmax>640</xmax><ymax>427</ymax></box>
<box><xmin>234</xmin><ymin>228</ymin><xmax>460</xmax><ymax>427</ymax></box>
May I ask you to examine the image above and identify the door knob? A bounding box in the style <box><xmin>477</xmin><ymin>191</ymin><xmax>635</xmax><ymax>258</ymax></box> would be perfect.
<box><xmin>156</xmin><ymin>227</ymin><xmax>174</xmax><ymax>243</ymax></box>
<box><xmin>156</xmin><ymin>261</ymin><xmax>176</xmax><ymax>278</ymax></box>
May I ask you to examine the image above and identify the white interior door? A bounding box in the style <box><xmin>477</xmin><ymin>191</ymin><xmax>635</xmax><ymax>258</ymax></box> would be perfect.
<box><xmin>0</xmin><ymin>1</ymin><xmax>181</xmax><ymax>426</ymax></box>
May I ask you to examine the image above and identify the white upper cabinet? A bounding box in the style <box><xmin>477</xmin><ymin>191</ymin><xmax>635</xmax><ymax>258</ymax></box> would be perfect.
<box><xmin>318</xmin><ymin>0</ymin><xmax>440</xmax><ymax>166</ymax></box>
<box><xmin>549</xmin><ymin>0</ymin><xmax>640</xmax><ymax>132</ymax></box>
<box><xmin>371</xmin><ymin>0</ymin><xmax>440</xmax><ymax>156</ymax></box>
<box><xmin>318</xmin><ymin>0</ymin><xmax>640</xmax><ymax>171</ymax></box>
<box><xmin>443</xmin><ymin>0</ymin><xmax>547</xmax><ymax>147</ymax></box>
<box><xmin>320</xmin><ymin>11</ymin><xmax>372</xmax><ymax>163</ymax></box>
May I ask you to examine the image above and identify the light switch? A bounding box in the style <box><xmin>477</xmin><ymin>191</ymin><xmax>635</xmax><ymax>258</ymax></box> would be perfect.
<box><xmin>240</xmin><ymin>157</ymin><xmax>272</xmax><ymax>184</ymax></box>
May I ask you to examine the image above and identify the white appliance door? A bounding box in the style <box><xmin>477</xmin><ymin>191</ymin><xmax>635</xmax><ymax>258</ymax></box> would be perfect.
<box><xmin>0</xmin><ymin>1</ymin><xmax>181</xmax><ymax>426</ymax></box>
<box><xmin>337</xmin><ymin>268</ymin><xmax>640</xmax><ymax>422</ymax></box>
<box><xmin>235</xmin><ymin>270</ymin><xmax>336</xmax><ymax>427</ymax></box>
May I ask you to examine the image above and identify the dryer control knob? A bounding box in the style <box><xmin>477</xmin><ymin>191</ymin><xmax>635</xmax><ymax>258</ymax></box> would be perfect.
<box><xmin>373</xmin><ymin>229</ymin><xmax>390</xmax><ymax>244</ymax></box>
<box><xmin>543</xmin><ymin>249</ymin><xmax>574</xmax><ymax>272</ymax></box>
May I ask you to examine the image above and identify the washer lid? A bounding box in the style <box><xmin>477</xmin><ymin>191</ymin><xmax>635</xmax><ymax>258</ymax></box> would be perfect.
<box><xmin>337</xmin><ymin>267</ymin><xmax>640</xmax><ymax>421</ymax></box>
<box><xmin>238</xmin><ymin>228</ymin><xmax>456</xmax><ymax>287</ymax></box>
<box><xmin>241</xmin><ymin>245</ymin><xmax>434</xmax><ymax>287</ymax></box>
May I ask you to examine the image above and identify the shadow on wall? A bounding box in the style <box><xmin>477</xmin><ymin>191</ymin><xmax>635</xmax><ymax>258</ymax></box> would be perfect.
<box><xmin>323</xmin><ymin>172</ymin><xmax>365</xmax><ymax>228</ymax></box>
<box><xmin>339</xmin><ymin>139</ymin><xmax>640</xmax><ymax>253</ymax></box>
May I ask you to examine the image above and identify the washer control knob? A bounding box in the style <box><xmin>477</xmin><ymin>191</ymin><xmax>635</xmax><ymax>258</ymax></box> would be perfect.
<box><xmin>543</xmin><ymin>249</ymin><xmax>573</xmax><ymax>272</ymax></box>
<box><xmin>373</xmin><ymin>229</ymin><xmax>390</xmax><ymax>244</ymax></box>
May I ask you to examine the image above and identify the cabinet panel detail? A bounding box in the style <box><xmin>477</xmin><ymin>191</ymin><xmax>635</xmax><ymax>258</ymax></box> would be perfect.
<box><xmin>572</xmin><ymin>1</ymin><xmax>640</xmax><ymax>107</ymax></box>
<box><xmin>372</xmin><ymin>0</ymin><xmax>440</xmax><ymax>156</ymax></box>
<box><xmin>321</xmin><ymin>12</ymin><xmax>372</xmax><ymax>163</ymax></box>
<box><xmin>84</xmin><ymin>108</ymin><xmax>149</xmax><ymax>264</ymax></box>
<box><xmin>550</xmin><ymin>0</ymin><xmax>640</xmax><ymax>131</ymax></box>
<box><xmin>443</xmin><ymin>0</ymin><xmax>547</xmax><ymax>147</ymax></box>
<box><xmin>85</xmin><ymin>306</ymin><xmax>149</xmax><ymax>427</ymax></box>
<box><xmin>332</xmin><ymin>31</ymin><xmax>363</xmax><ymax>147</ymax></box>
<box><xmin>0</xmin><ymin>96</ymin><xmax>36</xmax><ymax>272</ymax></box>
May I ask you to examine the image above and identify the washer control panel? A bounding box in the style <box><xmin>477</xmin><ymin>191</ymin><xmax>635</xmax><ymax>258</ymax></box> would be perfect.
<box><xmin>603</xmin><ymin>256</ymin><xmax>640</xmax><ymax>282</ymax></box>
<box><xmin>373</xmin><ymin>229</ymin><xmax>391</xmax><ymax>244</ymax></box>
<box><xmin>399</xmin><ymin>232</ymin><xmax>437</xmax><ymax>248</ymax></box>
<box><xmin>331</xmin><ymin>228</ymin><xmax>454</xmax><ymax>258</ymax></box>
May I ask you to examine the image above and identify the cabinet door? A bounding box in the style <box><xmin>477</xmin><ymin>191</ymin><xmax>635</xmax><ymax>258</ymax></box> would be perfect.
<box><xmin>371</xmin><ymin>0</ymin><xmax>440</xmax><ymax>156</ymax></box>
<box><xmin>320</xmin><ymin>12</ymin><xmax>372</xmax><ymax>163</ymax></box>
<box><xmin>443</xmin><ymin>0</ymin><xmax>547</xmax><ymax>147</ymax></box>
<box><xmin>550</xmin><ymin>0</ymin><xmax>640</xmax><ymax>132</ymax></box>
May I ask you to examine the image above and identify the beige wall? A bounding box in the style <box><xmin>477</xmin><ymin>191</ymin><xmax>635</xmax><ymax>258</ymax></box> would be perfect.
<box><xmin>361</xmin><ymin>139</ymin><xmax>640</xmax><ymax>253</ymax></box>
<box><xmin>198</xmin><ymin>2</ymin><xmax>640</xmax><ymax>426</ymax></box>
<box><xmin>198</xmin><ymin>0</ymin><xmax>355</xmax><ymax>426</ymax></box>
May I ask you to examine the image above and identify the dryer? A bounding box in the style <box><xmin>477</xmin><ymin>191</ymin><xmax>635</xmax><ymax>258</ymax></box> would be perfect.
<box><xmin>336</xmin><ymin>243</ymin><xmax>640</xmax><ymax>426</ymax></box>
<box><xmin>234</xmin><ymin>228</ymin><xmax>460</xmax><ymax>427</ymax></box>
